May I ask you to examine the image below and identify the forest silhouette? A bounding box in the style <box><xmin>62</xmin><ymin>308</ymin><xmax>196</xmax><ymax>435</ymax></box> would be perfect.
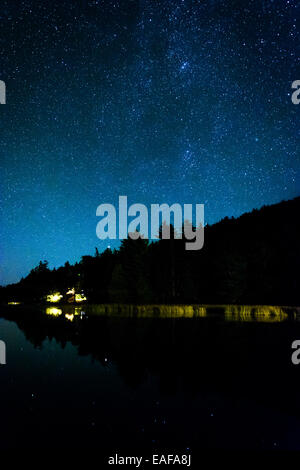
<box><xmin>1</xmin><ymin>197</ymin><xmax>299</xmax><ymax>306</ymax></box>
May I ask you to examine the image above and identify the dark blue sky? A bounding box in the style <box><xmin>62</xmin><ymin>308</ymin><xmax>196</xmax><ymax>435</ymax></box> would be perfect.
<box><xmin>0</xmin><ymin>0</ymin><xmax>299</xmax><ymax>285</ymax></box>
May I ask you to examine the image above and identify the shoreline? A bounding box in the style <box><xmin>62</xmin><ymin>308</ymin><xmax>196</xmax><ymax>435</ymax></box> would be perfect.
<box><xmin>2</xmin><ymin>303</ymin><xmax>299</xmax><ymax>320</ymax></box>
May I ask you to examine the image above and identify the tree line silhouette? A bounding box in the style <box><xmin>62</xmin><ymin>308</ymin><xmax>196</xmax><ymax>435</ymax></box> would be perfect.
<box><xmin>1</xmin><ymin>197</ymin><xmax>299</xmax><ymax>305</ymax></box>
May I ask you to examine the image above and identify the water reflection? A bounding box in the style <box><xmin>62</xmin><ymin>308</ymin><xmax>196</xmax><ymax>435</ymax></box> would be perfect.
<box><xmin>46</xmin><ymin>306</ymin><xmax>84</xmax><ymax>321</ymax></box>
<box><xmin>1</xmin><ymin>304</ymin><xmax>300</xmax><ymax>450</ymax></box>
<box><xmin>44</xmin><ymin>303</ymin><xmax>295</xmax><ymax>322</ymax></box>
<box><xmin>0</xmin><ymin>305</ymin><xmax>299</xmax><ymax>399</ymax></box>
<box><xmin>46</xmin><ymin>307</ymin><xmax>62</xmax><ymax>316</ymax></box>
<box><xmin>224</xmin><ymin>305</ymin><xmax>289</xmax><ymax>322</ymax></box>
<box><xmin>83</xmin><ymin>304</ymin><xmax>208</xmax><ymax>318</ymax></box>
<box><xmin>65</xmin><ymin>313</ymin><xmax>74</xmax><ymax>322</ymax></box>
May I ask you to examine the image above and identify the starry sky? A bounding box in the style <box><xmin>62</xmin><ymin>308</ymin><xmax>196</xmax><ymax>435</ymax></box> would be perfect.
<box><xmin>0</xmin><ymin>0</ymin><xmax>299</xmax><ymax>285</ymax></box>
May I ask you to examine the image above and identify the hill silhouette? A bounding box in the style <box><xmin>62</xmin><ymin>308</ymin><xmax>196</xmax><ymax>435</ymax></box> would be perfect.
<box><xmin>1</xmin><ymin>197</ymin><xmax>299</xmax><ymax>306</ymax></box>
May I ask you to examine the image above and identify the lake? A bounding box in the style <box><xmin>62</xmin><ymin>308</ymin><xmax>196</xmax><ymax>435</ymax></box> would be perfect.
<box><xmin>1</xmin><ymin>304</ymin><xmax>300</xmax><ymax>455</ymax></box>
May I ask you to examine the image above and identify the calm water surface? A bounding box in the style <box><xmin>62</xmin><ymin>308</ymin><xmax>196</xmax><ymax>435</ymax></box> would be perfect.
<box><xmin>1</xmin><ymin>305</ymin><xmax>300</xmax><ymax>453</ymax></box>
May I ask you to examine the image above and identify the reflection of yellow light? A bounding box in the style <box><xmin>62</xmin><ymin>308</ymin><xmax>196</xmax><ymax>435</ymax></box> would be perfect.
<box><xmin>65</xmin><ymin>313</ymin><xmax>74</xmax><ymax>322</ymax></box>
<box><xmin>47</xmin><ymin>292</ymin><xmax>63</xmax><ymax>303</ymax></box>
<box><xmin>46</xmin><ymin>307</ymin><xmax>62</xmax><ymax>316</ymax></box>
<box><xmin>8</xmin><ymin>301</ymin><xmax>21</xmax><ymax>305</ymax></box>
<box><xmin>75</xmin><ymin>293</ymin><xmax>87</xmax><ymax>302</ymax></box>
<box><xmin>224</xmin><ymin>305</ymin><xmax>288</xmax><ymax>323</ymax></box>
<box><xmin>66</xmin><ymin>288</ymin><xmax>75</xmax><ymax>295</ymax></box>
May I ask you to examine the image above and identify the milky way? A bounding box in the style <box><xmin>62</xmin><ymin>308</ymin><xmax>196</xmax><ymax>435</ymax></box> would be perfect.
<box><xmin>0</xmin><ymin>0</ymin><xmax>299</xmax><ymax>284</ymax></box>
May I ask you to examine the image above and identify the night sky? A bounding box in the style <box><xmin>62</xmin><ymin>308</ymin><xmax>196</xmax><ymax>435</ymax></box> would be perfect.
<box><xmin>0</xmin><ymin>0</ymin><xmax>299</xmax><ymax>285</ymax></box>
